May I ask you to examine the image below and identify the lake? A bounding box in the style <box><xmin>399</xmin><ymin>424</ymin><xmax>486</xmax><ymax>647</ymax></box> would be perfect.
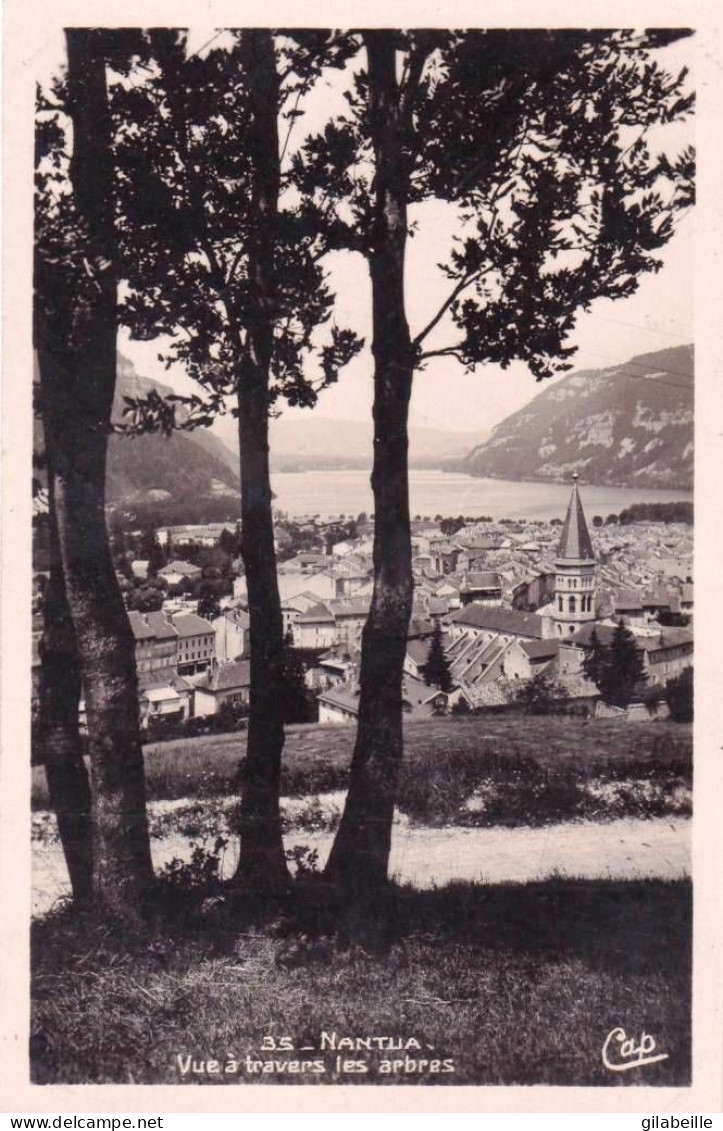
<box><xmin>270</xmin><ymin>468</ymin><xmax>693</xmax><ymax>522</ymax></box>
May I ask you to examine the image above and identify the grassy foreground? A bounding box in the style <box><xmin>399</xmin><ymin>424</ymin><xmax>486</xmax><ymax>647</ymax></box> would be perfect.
<box><xmin>31</xmin><ymin>717</ymin><xmax>692</xmax><ymax>827</ymax></box>
<box><xmin>31</xmin><ymin>877</ymin><xmax>691</xmax><ymax>1087</ymax></box>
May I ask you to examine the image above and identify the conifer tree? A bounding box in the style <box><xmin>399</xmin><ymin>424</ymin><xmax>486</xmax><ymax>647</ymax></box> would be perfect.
<box><xmin>422</xmin><ymin>622</ymin><xmax>453</xmax><ymax>692</ymax></box>
<box><xmin>599</xmin><ymin>619</ymin><xmax>647</xmax><ymax>707</ymax></box>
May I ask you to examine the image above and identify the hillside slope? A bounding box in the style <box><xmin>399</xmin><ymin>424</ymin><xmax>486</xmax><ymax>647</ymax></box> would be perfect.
<box><xmin>111</xmin><ymin>354</ymin><xmax>239</xmax><ymax>499</ymax></box>
<box><xmin>462</xmin><ymin>346</ymin><xmax>693</xmax><ymax>489</ymax></box>
<box><xmin>33</xmin><ymin>353</ymin><xmax>239</xmax><ymax>507</ymax></box>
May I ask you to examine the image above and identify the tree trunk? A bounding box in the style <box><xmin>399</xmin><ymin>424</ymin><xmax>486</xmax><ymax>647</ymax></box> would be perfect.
<box><xmin>233</xmin><ymin>30</ymin><xmax>290</xmax><ymax>890</ymax></box>
<box><xmin>34</xmin><ymin>29</ymin><xmax>154</xmax><ymax>921</ymax></box>
<box><xmin>37</xmin><ymin>472</ymin><xmax>93</xmax><ymax>906</ymax></box>
<box><xmin>324</xmin><ymin>32</ymin><xmax>415</xmax><ymax>895</ymax></box>
<box><xmin>43</xmin><ymin>369</ymin><xmax>155</xmax><ymax>918</ymax></box>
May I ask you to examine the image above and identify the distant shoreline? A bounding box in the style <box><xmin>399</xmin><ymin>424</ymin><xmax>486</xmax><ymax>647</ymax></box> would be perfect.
<box><xmin>271</xmin><ymin>463</ymin><xmax>694</xmax><ymax>494</ymax></box>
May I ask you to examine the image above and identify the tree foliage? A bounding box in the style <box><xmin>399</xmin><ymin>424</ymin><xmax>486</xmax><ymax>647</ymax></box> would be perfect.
<box><xmin>292</xmin><ymin>29</ymin><xmax>694</xmax><ymax>381</ymax></box>
<box><xmin>664</xmin><ymin>666</ymin><xmax>693</xmax><ymax>723</ymax></box>
<box><xmin>303</xmin><ymin>28</ymin><xmax>694</xmax><ymax>894</ymax></box>
<box><xmin>109</xmin><ymin>31</ymin><xmax>362</xmax><ymax>433</ymax></box>
<box><xmin>582</xmin><ymin>626</ymin><xmax>608</xmax><ymax>688</ymax></box>
<box><xmin>278</xmin><ymin>633</ymin><xmax>317</xmax><ymax>723</ymax></box>
<box><xmin>584</xmin><ymin>620</ymin><xmax>647</xmax><ymax>707</ymax></box>
<box><xmin>514</xmin><ymin>671</ymin><xmax>570</xmax><ymax>715</ymax></box>
<box><xmin>618</xmin><ymin>501</ymin><xmax>693</xmax><ymax>525</ymax></box>
<box><xmin>422</xmin><ymin>622</ymin><xmax>453</xmax><ymax>692</ymax></box>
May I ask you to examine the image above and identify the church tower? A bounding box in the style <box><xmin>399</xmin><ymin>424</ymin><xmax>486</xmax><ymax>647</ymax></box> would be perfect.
<box><xmin>553</xmin><ymin>474</ymin><xmax>597</xmax><ymax>637</ymax></box>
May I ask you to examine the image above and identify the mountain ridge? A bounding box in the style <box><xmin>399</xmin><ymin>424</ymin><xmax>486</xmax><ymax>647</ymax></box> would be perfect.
<box><xmin>458</xmin><ymin>345</ymin><xmax>693</xmax><ymax>490</ymax></box>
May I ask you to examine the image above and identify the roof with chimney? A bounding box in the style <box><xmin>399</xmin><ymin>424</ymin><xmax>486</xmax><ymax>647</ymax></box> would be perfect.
<box><xmin>127</xmin><ymin>610</ymin><xmax>178</xmax><ymax>641</ymax></box>
<box><xmin>172</xmin><ymin>612</ymin><xmax>215</xmax><ymax>638</ymax></box>
<box><xmin>557</xmin><ymin>476</ymin><xmax>595</xmax><ymax>561</ymax></box>
<box><xmin>196</xmin><ymin>659</ymin><xmax>251</xmax><ymax>693</ymax></box>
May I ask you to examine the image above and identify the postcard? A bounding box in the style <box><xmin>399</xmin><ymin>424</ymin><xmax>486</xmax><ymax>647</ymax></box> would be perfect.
<box><xmin>2</xmin><ymin>0</ymin><xmax>722</xmax><ymax>1115</ymax></box>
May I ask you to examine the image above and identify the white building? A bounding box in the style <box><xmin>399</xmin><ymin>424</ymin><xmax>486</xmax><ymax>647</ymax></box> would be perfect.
<box><xmin>194</xmin><ymin>660</ymin><xmax>251</xmax><ymax>716</ymax></box>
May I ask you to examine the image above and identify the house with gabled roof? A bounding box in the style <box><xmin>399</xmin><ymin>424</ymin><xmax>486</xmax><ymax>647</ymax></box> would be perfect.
<box><xmin>157</xmin><ymin>559</ymin><xmax>203</xmax><ymax>587</ymax></box>
<box><xmin>137</xmin><ymin>669</ymin><xmax>194</xmax><ymax>728</ymax></box>
<box><xmin>292</xmin><ymin>596</ymin><xmax>371</xmax><ymax>650</ymax></box>
<box><xmin>194</xmin><ymin>659</ymin><xmax>251</xmax><ymax>716</ymax></box>
<box><xmin>503</xmin><ymin>638</ymin><xmax>561</xmax><ymax>682</ymax></box>
<box><xmin>280</xmin><ymin>590</ymin><xmax>323</xmax><ymax>636</ymax></box>
<box><xmin>318</xmin><ymin>673</ymin><xmax>448</xmax><ymax>725</ymax></box>
<box><xmin>294</xmin><ymin>602</ymin><xmax>337</xmax><ymax>649</ymax></box>
<box><xmin>128</xmin><ymin>609</ymin><xmax>178</xmax><ymax>675</ymax></box>
<box><xmin>612</xmin><ymin>590</ymin><xmax>645</xmax><ymax>623</ymax></box>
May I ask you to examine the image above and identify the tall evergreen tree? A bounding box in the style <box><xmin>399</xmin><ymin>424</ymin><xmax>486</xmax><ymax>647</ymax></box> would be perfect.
<box><xmin>599</xmin><ymin>619</ymin><xmax>647</xmax><ymax>707</ymax></box>
<box><xmin>422</xmin><ymin>622</ymin><xmax>453</xmax><ymax>692</ymax></box>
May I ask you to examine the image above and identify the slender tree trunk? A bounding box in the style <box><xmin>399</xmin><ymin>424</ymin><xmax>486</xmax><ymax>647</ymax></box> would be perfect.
<box><xmin>324</xmin><ymin>32</ymin><xmax>415</xmax><ymax>894</ymax></box>
<box><xmin>34</xmin><ymin>29</ymin><xmax>154</xmax><ymax>920</ymax></box>
<box><xmin>233</xmin><ymin>30</ymin><xmax>290</xmax><ymax>890</ymax></box>
<box><xmin>42</xmin><ymin>364</ymin><xmax>155</xmax><ymax>917</ymax></box>
<box><xmin>37</xmin><ymin>471</ymin><xmax>93</xmax><ymax>906</ymax></box>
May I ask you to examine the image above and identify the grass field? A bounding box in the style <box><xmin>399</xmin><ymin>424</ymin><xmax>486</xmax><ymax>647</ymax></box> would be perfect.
<box><xmin>31</xmin><ymin>716</ymin><xmax>693</xmax><ymax>1086</ymax></box>
<box><xmin>30</xmin><ymin>877</ymin><xmax>691</xmax><ymax>1086</ymax></box>
<box><xmin>31</xmin><ymin>716</ymin><xmax>692</xmax><ymax>826</ymax></box>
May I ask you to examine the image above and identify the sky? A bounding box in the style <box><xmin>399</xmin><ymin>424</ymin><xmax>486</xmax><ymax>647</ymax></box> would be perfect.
<box><xmin>39</xmin><ymin>26</ymin><xmax>695</xmax><ymax>436</ymax></box>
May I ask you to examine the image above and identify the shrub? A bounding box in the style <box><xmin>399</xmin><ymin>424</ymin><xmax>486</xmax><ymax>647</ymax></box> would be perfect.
<box><xmin>156</xmin><ymin>837</ymin><xmax>229</xmax><ymax>920</ymax></box>
<box><xmin>285</xmin><ymin>844</ymin><xmax>320</xmax><ymax>880</ymax></box>
<box><xmin>514</xmin><ymin>672</ymin><xmax>570</xmax><ymax>716</ymax></box>
<box><xmin>665</xmin><ymin>668</ymin><xmax>693</xmax><ymax>723</ymax></box>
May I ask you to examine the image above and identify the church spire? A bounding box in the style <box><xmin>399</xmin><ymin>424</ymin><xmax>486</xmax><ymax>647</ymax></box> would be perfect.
<box><xmin>552</xmin><ymin>475</ymin><xmax>597</xmax><ymax>637</ymax></box>
<box><xmin>557</xmin><ymin>474</ymin><xmax>595</xmax><ymax>561</ymax></box>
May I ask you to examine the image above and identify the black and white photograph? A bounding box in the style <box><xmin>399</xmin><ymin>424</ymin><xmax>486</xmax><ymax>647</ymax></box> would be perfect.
<box><xmin>3</xmin><ymin>1</ymin><xmax>722</xmax><ymax>1112</ymax></box>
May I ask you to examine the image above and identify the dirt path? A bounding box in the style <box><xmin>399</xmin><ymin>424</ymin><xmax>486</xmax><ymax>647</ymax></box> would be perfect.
<box><xmin>32</xmin><ymin>806</ymin><xmax>690</xmax><ymax>918</ymax></box>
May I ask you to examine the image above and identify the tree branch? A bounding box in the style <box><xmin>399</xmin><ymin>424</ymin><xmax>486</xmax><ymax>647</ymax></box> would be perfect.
<box><xmin>412</xmin><ymin>266</ymin><xmax>490</xmax><ymax>349</ymax></box>
<box><xmin>279</xmin><ymin>87</ymin><xmax>304</xmax><ymax>165</ymax></box>
<box><xmin>418</xmin><ymin>346</ymin><xmax>467</xmax><ymax>367</ymax></box>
